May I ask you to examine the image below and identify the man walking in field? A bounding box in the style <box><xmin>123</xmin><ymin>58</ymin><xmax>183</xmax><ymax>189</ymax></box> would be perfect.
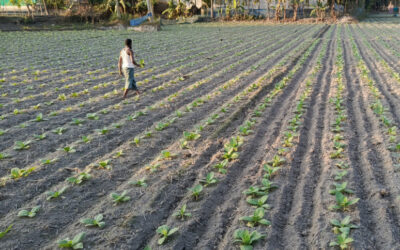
<box><xmin>119</xmin><ymin>39</ymin><xmax>142</xmax><ymax>98</ymax></box>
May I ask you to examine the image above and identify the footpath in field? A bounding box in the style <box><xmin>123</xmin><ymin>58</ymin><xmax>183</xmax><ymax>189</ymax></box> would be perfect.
<box><xmin>0</xmin><ymin>20</ymin><xmax>400</xmax><ymax>249</ymax></box>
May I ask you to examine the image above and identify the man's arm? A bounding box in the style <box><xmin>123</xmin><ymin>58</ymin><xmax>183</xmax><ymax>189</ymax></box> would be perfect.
<box><xmin>118</xmin><ymin>55</ymin><xmax>123</xmax><ymax>75</ymax></box>
<box><xmin>128</xmin><ymin>49</ymin><xmax>141</xmax><ymax>68</ymax></box>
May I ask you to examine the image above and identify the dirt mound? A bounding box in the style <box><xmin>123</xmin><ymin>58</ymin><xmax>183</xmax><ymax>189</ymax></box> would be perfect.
<box><xmin>337</xmin><ymin>15</ymin><xmax>358</xmax><ymax>23</ymax></box>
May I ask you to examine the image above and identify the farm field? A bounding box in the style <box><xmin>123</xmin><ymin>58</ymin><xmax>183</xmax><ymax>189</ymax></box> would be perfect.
<box><xmin>1</xmin><ymin>19</ymin><xmax>400</xmax><ymax>249</ymax></box>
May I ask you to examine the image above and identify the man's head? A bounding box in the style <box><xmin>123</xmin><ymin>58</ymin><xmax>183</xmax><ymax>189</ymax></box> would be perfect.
<box><xmin>125</xmin><ymin>39</ymin><xmax>132</xmax><ymax>49</ymax></box>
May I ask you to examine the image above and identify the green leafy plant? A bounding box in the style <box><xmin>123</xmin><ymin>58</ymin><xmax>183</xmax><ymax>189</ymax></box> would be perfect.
<box><xmin>260</xmin><ymin>178</ymin><xmax>278</xmax><ymax>192</ymax></box>
<box><xmin>0</xmin><ymin>152</ymin><xmax>10</xmax><ymax>160</ymax></box>
<box><xmin>329</xmin><ymin>182</ymin><xmax>354</xmax><ymax>195</ymax></box>
<box><xmin>18</xmin><ymin>206</ymin><xmax>40</xmax><ymax>218</ymax></box>
<box><xmin>329</xmin><ymin>232</ymin><xmax>354</xmax><ymax>250</ymax></box>
<box><xmin>14</xmin><ymin>140</ymin><xmax>31</xmax><ymax>150</ymax></box>
<box><xmin>58</xmin><ymin>232</ymin><xmax>85</xmax><ymax>249</ymax></box>
<box><xmin>243</xmin><ymin>186</ymin><xmax>268</xmax><ymax>198</ymax></box>
<box><xmin>87</xmin><ymin>113</ymin><xmax>99</xmax><ymax>120</ymax></box>
<box><xmin>331</xmin><ymin>192</ymin><xmax>359</xmax><ymax>211</ymax></box>
<box><xmin>71</xmin><ymin>118</ymin><xmax>85</xmax><ymax>126</ymax></box>
<box><xmin>240</xmin><ymin>207</ymin><xmax>271</xmax><ymax>227</ymax></box>
<box><xmin>80</xmin><ymin>214</ymin><xmax>105</xmax><ymax>228</ymax></box>
<box><xmin>53</xmin><ymin>127</ymin><xmax>67</xmax><ymax>135</ymax></box>
<box><xmin>110</xmin><ymin>190</ymin><xmax>130</xmax><ymax>203</ymax></box>
<box><xmin>188</xmin><ymin>184</ymin><xmax>203</xmax><ymax>200</ymax></box>
<box><xmin>98</xmin><ymin>160</ymin><xmax>111</xmax><ymax>169</ymax></box>
<box><xmin>183</xmin><ymin>131</ymin><xmax>201</xmax><ymax>141</ymax></box>
<box><xmin>47</xmin><ymin>186</ymin><xmax>68</xmax><ymax>200</ymax></box>
<box><xmin>200</xmin><ymin>172</ymin><xmax>218</xmax><ymax>186</ymax></box>
<box><xmin>269</xmin><ymin>155</ymin><xmax>285</xmax><ymax>168</ymax></box>
<box><xmin>41</xmin><ymin>158</ymin><xmax>57</xmax><ymax>165</ymax></box>
<box><xmin>34</xmin><ymin>113</ymin><xmax>47</xmax><ymax>122</ymax></box>
<box><xmin>33</xmin><ymin>133</ymin><xmax>46</xmax><ymax>140</ymax></box>
<box><xmin>60</xmin><ymin>146</ymin><xmax>76</xmax><ymax>153</ymax></box>
<box><xmin>67</xmin><ymin>172</ymin><xmax>91</xmax><ymax>185</ymax></box>
<box><xmin>263</xmin><ymin>164</ymin><xmax>280</xmax><ymax>179</ymax></box>
<box><xmin>0</xmin><ymin>224</ymin><xmax>13</xmax><ymax>239</ymax></box>
<box><xmin>81</xmin><ymin>136</ymin><xmax>91</xmax><ymax>143</ymax></box>
<box><xmin>96</xmin><ymin>127</ymin><xmax>109</xmax><ymax>135</ymax></box>
<box><xmin>214</xmin><ymin>159</ymin><xmax>229</xmax><ymax>174</ymax></box>
<box><xmin>330</xmin><ymin>216</ymin><xmax>358</xmax><ymax>235</ymax></box>
<box><xmin>233</xmin><ymin>229</ymin><xmax>265</xmax><ymax>250</ymax></box>
<box><xmin>10</xmin><ymin>167</ymin><xmax>35</xmax><ymax>179</ymax></box>
<box><xmin>246</xmin><ymin>195</ymin><xmax>270</xmax><ymax>209</ymax></box>
<box><xmin>173</xmin><ymin>204</ymin><xmax>191</xmax><ymax>220</ymax></box>
<box><xmin>130</xmin><ymin>177</ymin><xmax>147</xmax><ymax>187</ymax></box>
<box><xmin>156</xmin><ymin>225</ymin><xmax>178</xmax><ymax>245</ymax></box>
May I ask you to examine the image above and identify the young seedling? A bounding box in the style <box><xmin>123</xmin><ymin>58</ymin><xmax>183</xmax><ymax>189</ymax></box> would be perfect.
<box><xmin>47</xmin><ymin>186</ymin><xmax>68</xmax><ymax>200</ymax></box>
<box><xmin>214</xmin><ymin>159</ymin><xmax>228</xmax><ymax>174</ymax></box>
<box><xmin>269</xmin><ymin>155</ymin><xmax>285</xmax><ymax>168</ymax></box>
<box><xmin>0</xmin><ymin>152</ymin><xmax>10</xmax><ymax>160</ymax></box>
<box><xmin>243</xmin><ymin>186</ymin><xmax>268</xmax><ymax>198</ymax></box>
<box><xmin>87</xmin><ymin>113</ymin><xmax>99</xmax><ymax>120</ymax></box>
<box><xmin>41</xmin><ymin>158</ymin><xmax>57</xmax><ymax>165</ymax></box>
<box><xmin>133</xmin><ymin>111</ymin><xmax>146</xmax><ymax>120</ymax></box>
<box><xmin>330</xmin><ymin>216</ymin><xmax>358</xmax><ymax>235</ymax></box>
<box><xmin>156</xmin><ymin>225</ymin><xmax>179</xmax><ymax>245</ymax></box>
<box><xmin>240</xmin><ymin>207</ymin><xmax>271</xmax><ymax>227</ymax></box>
<box><xmin>263</xmin><ymin>164</ymin><xmax>280</xmax><ymax>179</ymax></box>
<box><xmin>334</xmin><ymin>170</ymin><xmax>348</xmax><ymax>181</ymax></box>
<box><xmin>18</xmin><ymin>206</ymin><xmax>40</xmax><ymax>218</ymax></box>
<box><xmin>330</xmin><ymin>148</ymin><xmax>344</xmax><ymax>159</ymax></box>
<box><xmin>329</xmin><ymin>232</ymin><xmax>354</xmax><ymax>250</ymax></box>
<box><xmin>183</xmin><ymin>131</ymin><xmax>201</xmax><ymax>141</ymax></box>
<box><xmin>188</xmin><ymin>184</ymin><xmax>203</xmax><ymax>200</ymax></box>
<box><xmin>160</xmin><ymin>150</ymin><xmax>176</xmax><ymax>160</ymax></box>
<box><xmin>33</xmin><ymin>133</ymin><xmax>46</xmax><ymax>140</ymax></box>
<box><xmin>110</xmin><ymin>190</ymin><xmax>130</xmax><ymax>204</ymax></box>
<box><xmin>0</xmin><ymin>224</ymin><xmax>13</xmax><ymax>239</ymax></box>
<box><xmin>60</xmin><ymin>146</ymin><xmax>76</xmax><ymax>153</ymax></box>
<box><xmin>335</xmin><ymin>162</ymin><xmax>349</xmax><ymax>169</ymax></box>
<box><xmin>331</xmin><ymin>192</ymin><xmax>359</xmax><ymax>211</ymax></box>
<box><xmin>246</xmin><ymin>195</ymin><xmax>270</xmax><ymax>209</ymax></box>
<box><xmin>329</xmin><ymin>182</ymin><xmax>354</xmax><ymax>195</ymax></box>
<box><xmin>53</xmin><ymin>127</ymin><xmax>67</xmax><ymax>135</ymax></box>
<box><xmin>98</xmin><ymin>160</ymin><xmax>111</xmax><ymax>170</ymax></box>
<box><xmin>81</xmin><ymin>136</ymin><xmax>91</xmax><ymax>143</ymax></box>
<box><xmin>130</xmin><ymin>177</ymin><xmax>147</xmax><ymax>187</ymax></box>
<box><xmin>233</xmin><ymin>229</ymin><xmax>265</xmax><ymax>250</ymax></box>
<box><xmin>96</xmin><ymin>127</ymin><xmax>109</xmax><ymax>135</ymax></box>
<box><xmin>58</xmin><ymin>232</ymin><xmax>85</xmax><ymax>249</ymax></box>
<box><xmin>14</xmin><ymin>140</ymin><xmax>31</xmax><ymax>150</ymax></box>
<box><xmin>260</xmin><ymin>178</ymin><xmax>278</xmax><ymax>192</ymax></box>
<box><xmin>34</xmin><ymin>113</ymin><xmax>47</xmax><ymax>122</ymax></box>
<box><xmin>66</xmin><ymin>172</ymin><xmax>91</xmax><ymax>185</ymax></box>
<box><xmin>200</xmin><ymin>172</ymin><xmax>218</xmax><ymax>186</ymax></box>
<box><xmin>10</xmin><ymin>167</ymin><xmax>35</xmax><ymax>179</ymax></box>
<box><xmin>173</xmin><ymin>204</ymin><xmax>192</xmax><ymax>220</ymax></box>
<box><xmin>80</xmin><ymin>214</ymin><xmax>105</xmax><ymax>228</ymax></box>
<box><xmin>71</xmin><ymin>118</ymin><xmax>85</xmax><ymax>126</ymax></box>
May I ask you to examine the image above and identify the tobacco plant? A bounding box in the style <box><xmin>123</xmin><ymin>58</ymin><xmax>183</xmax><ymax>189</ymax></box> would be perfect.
<box><xmin>110</xmin><ymin>190</ymin><xmax>130</xmax><ymax>203</ymax></box>
<box><xmin>10</xmin><ymin>167</ymin><xmax>35</xmax><ymax>179</ymax></box>
<box><xmin>58</xmin><ymin>232</ymin><xmax>85</xmax><ymax>249</ymax></box>
<box><xmin>188</xmin><ymin>184</ymin><xmax>203</xmax><ymax>200</ymax></box>
<box><xmin>18</xmin><ymin>206</ymin><xmax>40</xmax><ymax>218</ymax></box>
<box><xmin>329</xmin><ymin>182</ymin><xmax>354</xmax><ymax>195</ymax></box>
<box><xmin>331</xmin><ymin>192</ymin><xmax>359</xmax><ymax>211</ymax></box>
<box><xmin>214</xmin><ymin>159</ymin><xmax>228</xmax><ymax>174</ymax></box>
<box><xmin>157</xmin><ymin>225</ymin><xmax>178</xmax><ymax>245</ymax></box>
<box><xmin>330</xmin><ymin>216</ymin><xmax>358</xmax><ymax>235</ymax></box>
<box><xmin>0</xmin><ymin>224</ymin><xmax>12</xmax><ymax>239</ymax></box>
<box><xmin>14</xmin><ymin>140</ymin><xmax>31</xmax><ymax>150</ymax></box>
<box><xmin>233</xmin><ymin>229</ymin><xmax>265</xmax><ymax>250</ymax></box>
<box><xmin>173</xmin><ymin>204</ymin><xmax>192</xmax><ymax>220</ymax></box>
<box><xmin>200</xmin><ymin>172</ymin><xmax>218</xmax><ymax>186</ymax></box>
<box><xmin>240</xmin><ymin>207</ymin><xmax>270</xmax><ymax>227</ymax></box>
<box><xmin>80</xmin><ymin>214</ymin><xmax>105</xmax><ymax>228</ymax></box>
<box><xmin>130</xmin><ymin>177</ymin><xmax>147</xmax><ymax>187</ymax></box>
<box><xmin>47</xmin><ymin>186</ymin><xmax>68</xmax><ymax>200</ymax></box>
<box><xmin>246</xmin><ymin>195</ymin><xmax>270</xmax><ymax>209</ymax></box>
<box><xmin>67</xmin><ymin>172</ymin><xmax>91</xmax><ymax>185</ymax></box>
<box><xmin>33</xmin><ymin>133</ymin><xmax>46</xmax><ymax>140</ymax></box>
